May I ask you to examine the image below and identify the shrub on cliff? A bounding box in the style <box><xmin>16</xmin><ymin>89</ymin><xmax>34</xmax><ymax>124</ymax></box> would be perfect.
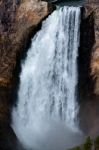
<box><xmin>94</xmin><ymin>136</ymin><xmax>99</xmax><ymax>150</ymax></box>
<box><xmin>72</xmin><ymin>146</ymin><xmax>81</xmax><ymax>150</ymax></box>
<box><xmin>83</xmin><ymin>136</ymin><xmax>92</xmax><ymax>150</ymax></box>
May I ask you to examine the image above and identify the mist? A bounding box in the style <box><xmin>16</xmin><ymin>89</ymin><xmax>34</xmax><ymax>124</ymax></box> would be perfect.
<box><xmin>12</xmin><ymin>117</ymin><xmax>84</xmax><ymax>150</ymax></box>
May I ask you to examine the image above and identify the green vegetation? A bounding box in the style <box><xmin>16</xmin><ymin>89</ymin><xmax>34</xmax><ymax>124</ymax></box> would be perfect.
<box><xmin>94</xmin><ymin>136</ymin><xmax>99</xmax><ymax>150</ymax></box>
<box><xmin>72</xmin><ymin>146</ymin><xmax>81</xmax><ymax>150</ymax></box>
<box><xmin>69</xmin><ymin>136</ymin><xmax>99</xmax><ymax>150</ymax></box>
<box><xmin>69</xmin><ymin>136</ymin><xmax>93</xmax><ymax>150</ymax></box>
<box><xmin>83</xmin><ymin>137</ymin><xmax>92</xmax><ymax>150</ymax></box>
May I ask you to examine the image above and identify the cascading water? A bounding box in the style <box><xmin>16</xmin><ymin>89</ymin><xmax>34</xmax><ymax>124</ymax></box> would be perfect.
<box><xmin>12</xmin><ymin>6</ymin><xmax>83</xmax><ymax>150</ymax></box>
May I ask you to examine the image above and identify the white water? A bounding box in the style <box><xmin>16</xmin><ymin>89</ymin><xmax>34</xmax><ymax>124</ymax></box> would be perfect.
<box><xmin>12</xmin><ymin>6</ymin><xmax>83</xmax><ymax>150</ymax></box>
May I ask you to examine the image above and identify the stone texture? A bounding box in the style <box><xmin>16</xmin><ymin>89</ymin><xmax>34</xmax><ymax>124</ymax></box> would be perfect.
<box><xmin>0</xmin><ymin>0</ymin><xmax>52</xmax><ymax>87</ymax></box>
<box><xmin>0</xmin><ymin>0</ymin><xmax>53</xmax><ymax>149</ymax></box>
<box><xmin>78</xmin><ymin>2</ymin><xmax>99</xmax><ymax>137</ymax></box>
<box><xmin>0</xmin><ymin>0</ymin><xmax>53</xmax><ymax>122</ymax></box>
<box><xmin>0</xmin><ymin>0</ymin><xmax>99</xmax><ymax>148</ymax></box>
<box><xmin>90</xmin><ymin>4</ymin><xmax>99</xmax><ymax>95</ymax></box>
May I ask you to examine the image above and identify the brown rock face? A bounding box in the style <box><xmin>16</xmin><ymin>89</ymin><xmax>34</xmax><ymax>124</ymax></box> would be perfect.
<box><xmin>78</xmin><ymin>1</ymin><xmax>99</xmax><ymax>137</ymax></box>
<box><xmin>91</xmin><ymin>5</ymin><xmax>99</xmax><ymax>95</ymax></box>
<box><xmin>0</xmin><ymin>0</ymin><xmax>53</xmax><ymax>149</ymax></box>
<box><xmin>0</xmin><ymin>0</ymin><xmax>99</xmax><ymax>148</ymax></box>
<box><xmin>0</xmin><ymin>0</ymin><xmax>52</xmax><ymax>87</ymax></box>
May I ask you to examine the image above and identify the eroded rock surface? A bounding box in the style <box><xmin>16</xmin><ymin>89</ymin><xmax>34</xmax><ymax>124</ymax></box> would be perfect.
<box><xmin>79</xmin><ymin>1</ymin><xmax>99</xmax><ymax>137</ymax></box>
<box><xmin>0</xmin><ymin>0</ymin><xmax>52</xmax><ymax>87</ymax></box>
<box><xmin>0</xmin><ymin>0</ymin><xmax>99</xmax><ymax>149</ymax></box>
<box><xmin>0</xmin><ymin>0</ymin><xmax>53</xmax><ymax>149</ymax></box>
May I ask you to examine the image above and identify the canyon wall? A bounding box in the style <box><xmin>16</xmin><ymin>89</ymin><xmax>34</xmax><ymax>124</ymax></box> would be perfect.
<box><xmin>0</xmin><ymin>0</ymin><xmax>53</xmax><ymax>149</ymax></box>
<box><xmin>84</xmin><ymin>0</ymin><xmax>99</xmax><ymax>96</ymax></box>
<box><xmin>78</xmin><ymin>1</ymin><xmax>99</xmax><ymax>136</ymax></box>
<box><xmin>0</xmin><ymin>0</ymin><xmax>99</xmax><ymax>149</ymax></box>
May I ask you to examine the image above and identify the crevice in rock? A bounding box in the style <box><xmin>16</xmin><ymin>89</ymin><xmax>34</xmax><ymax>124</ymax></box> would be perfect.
<box><xmin>78</xmin><ymin>7</ymin><xmax>95</xmax><ymax>102</ymax></box>
<box><xmin>78</xmin><ymin>7</ymin><xmax>97</xmax><ymax>136</ymax></box>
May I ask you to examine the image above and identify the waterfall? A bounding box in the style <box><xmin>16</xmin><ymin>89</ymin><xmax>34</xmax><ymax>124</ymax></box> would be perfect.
<box><xmin>12</xmin><ymin>6</ymin><xmax>81</xmax><ymax>150</ymax></box>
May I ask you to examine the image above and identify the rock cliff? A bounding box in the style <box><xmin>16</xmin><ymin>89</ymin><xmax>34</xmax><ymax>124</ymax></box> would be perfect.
<box><xmin>78</xmin><ymin>1</ymin><xmax>99</xmax><ymax>137</ymax></box>
<box><xmin>0</xmin><ymin>0</ymin><xmax>53</xmax><ymax>149</ymax></box>
<box><xmin>0</xmin><ymin>0</ymin><xmax>99</xmax><ymax>149</ymax></box>
<box><xmin>0</xmin><ymin>0</ymin><xmax>53</xmax><ymax>87</ymax></box>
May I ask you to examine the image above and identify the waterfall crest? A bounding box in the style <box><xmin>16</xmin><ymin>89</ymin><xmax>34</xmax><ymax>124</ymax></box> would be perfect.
<box><xmin>12</xmin><ymin>6</ymin><xmax>81</xmax><ymax>150</ymax></box>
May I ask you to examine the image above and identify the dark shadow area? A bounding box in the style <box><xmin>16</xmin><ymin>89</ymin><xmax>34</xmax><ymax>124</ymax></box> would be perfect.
<box><xmin>78</xmin><ymin>7</ymin><xmax>97</xmax><ymax>135</ymax></box>
<box><xmin>42</xmin><ymin>0</ymin><xmax>85</xmax><ymax>6</ymax></box>
<box><xmin>78</xmin><ymin>7</ymin><xmax>95</xmax><ymax>102</ymax></box>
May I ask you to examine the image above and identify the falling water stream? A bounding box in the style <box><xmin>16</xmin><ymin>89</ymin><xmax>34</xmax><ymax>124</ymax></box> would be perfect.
<box><xmin>12</xmin><ymin>6</ymin><xmax>83</xmax><ymax>150</ymax></box>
